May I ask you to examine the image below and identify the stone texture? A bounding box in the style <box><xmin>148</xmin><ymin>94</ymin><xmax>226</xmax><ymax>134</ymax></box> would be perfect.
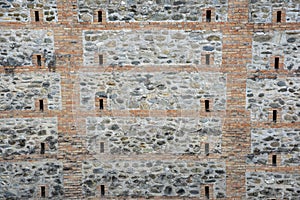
<box><xmin>249</xmin><ymin>0</ymin><xmax>300</xmax><ymax>23</ymax></box>
<box><xmin>0</xmin><ymin>161</ymin><xmax>63</xmax><ymax>199</ymax></box>
<box><xmin>82</xmin><ymin>160</ymin><xmax>226</xmax><ymax>198</ymax></box>
<box><xmin>0</xmin><ymin>29</ymin><xmax>55</xmax><ymax>67</ymax></box>
<box><xmin>83</xmin><ymin>30</ymin><xmax>222</xmax><ymax>66</ymax></box>
<box><xmin>87</xmin><ymin>117</ymin><xmax>222</xmax><ymax>155</ymax></box>
<box><xmin>247</xmin><ymin>128</ymin><xmax>300</xmax><ymax>166</ymax></box>
<box><xmin>0</xmin><ymin>0</ymin><xmax>58</xmax><ymax>22</ymax></box>
<box><xmin>0</xmin><ymin>117</ymin><xmax>58</xmax><ymax>158</ymax></box>
<box><xmin>246</xmin><ymin>77</ymin><xmax>300</xmax><ymax>122</ymax></box>
<box><xmin>78</xmin><ymin>0</ymin><xmax>228</xmax><ymax>22</ymax></box>
<box><xmin>248</xmin><ymin>31</ymin><xmax>300</xmax><ymax>71</ymax></box>
<box><xmin>246</xmin><ymin>172</ymin><xmax>300</xmax><ymax>199</ymax></box>
<box><xmin>0</xmin><ymin>73</ymin><xmax>62</xmax><ymax>110</ymax></box>
<box><xmin>80</xmin><ymin>72</ymin><xmax>226</xmax><ymax>111</ymax></box>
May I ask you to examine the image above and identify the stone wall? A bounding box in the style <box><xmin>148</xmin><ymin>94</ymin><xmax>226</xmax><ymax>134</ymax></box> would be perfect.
<box><xmin>80</xmin><ymin>72</ymin><xmax>226</xmax><ymax>111</ymax></box>
<box><xmin>248</xmin><ymin>31</ymin><xmax>300</xmax><ymax>71</ymax></box>
<box><xmin>83</xmin><ymin>30</ymin><xmax>222</xmax><ymax>66</ymax></box>
<box><xmin>0</xmin><ymin>0</ymin><xmax>58</xmax><ymax>22</ymax></box>
<box><xmin>78</xmin><ymin>0</ymin><xmax>228</xmax><ymax>22</ymax></box>
<box><xmin>249</xmin><ymin>0</ymin><xmax>300</xmax><ymax>23</ymax></box>
<box><xmin>0</xmin><ymin>73</ymin><xmax>62</xmax><ymax>110</ymax></box>
<box><xmin>0</xmin><ymin>161</ymin><xmax>63</xmax><ymax>199</ymax></box>
<box><xmin>247</xmin><ymin>128</ymin><xmax>300</xmax><ymax>166</ymax></box>
<box><xmin>246</xmin><ymin>172</ymin><xmax>300</xmax><ymax>199</ymax></box>
<box><xmin>0</xmin><ymin>117</ymin><xmax>58</xmax><ymax>158</ymax></box>
<box><xmin>0</xmin><ymin>29</ymin><xmax>55</xmax><ymax>67</ymax></box>
<box><xmin>86</xmin><ymin>117</ymin><xmax>222</xmax><ymax>155</ymax></box>
<box><xmin>246</xmin><ymin>77</ymin><xmax>299</xmax><ymax>122</ymax></box>
<box><xmin>82</xmin><ymin>160</ymin><xmax>226</xmax><ymax>198</ymax></box>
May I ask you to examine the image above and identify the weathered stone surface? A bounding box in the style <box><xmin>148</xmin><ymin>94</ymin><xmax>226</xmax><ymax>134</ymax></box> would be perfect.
<box><xmin>246</xmin><ymin>172</ymin><xmax>300</xmax><ymax>199</ymax></box>
<box><xmin>78</xmin><ymin>0</ymin><xmax>228</xmax><ymax>22</ymax></box>
<box><xmin>246</xmin><ymin>77</ymin><xmax>299</xmax><ymax>122</ymax></box>
<box><xmin>0</xmin><ymin>161</ymin><xmax>63</xmax><ymax>199</ymax></box>
<box><xmin>247</xmin><ymin>128</ymin><xmax>300</xmax><ymax>166</ymax></box>
<box><xmin>80</xmin><ymin>72</ymin><xmax>226</xmax><ymax>110</ymax></box>
<box><xmin>82</xmin><ymin>160</ymin><xmax>226</xmax><ymax>197</ymax></box>
<box><xmin>86</xmin><ymin>117</ymin><xmax>222</xmax><ymax>155</ymax></box>
<box><xmin>248</xmin><ymin>31</ymin><xmax>300</xmax><ymax>71</ymax></box>
<box><xmin>0</xmin><ymin>0</ymin><xmax>58</xmax><ymax>22</ymax></box>
<box><xmin>0</xmin><ymin>29</ymin><xmax>55</xmax><ymax>67</ymax></box>
<box><xmin>83</xmin><ymin>30</ymin><xmax>222</xmax><ymax>66</ymax></box>
<box><xmin>249</xmin><ymin>0</ymin><xmax>300</xmax><ymax>23</ymax></box>
<box><xmin>0</xmin><ymin>117</ymin><xmax>58</xmax><ymax>157</ymax></box>
<box><xmin>0</xmin><ymin>73</ymin><xmax>62</xmax><ymax>110</ymax></box>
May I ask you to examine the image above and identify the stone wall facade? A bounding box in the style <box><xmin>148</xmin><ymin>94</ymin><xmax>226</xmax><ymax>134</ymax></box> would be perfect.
<box><xmin>246</xmin><ymin>172</ymin><xmax>300</xmax><ymax>199</ymax></box>
<box><xmin>82</xmin><ymin>160</ymin><xmax>226</xmax><ymax>198</ymax></box>
<box><xmin>247</xmin><ymin>128</ymin><xmax>300</xmax><ymax>166</ymax></box>
<box><xmin>78</xmin><ymin>0</ymin><xmax>228</xmax><ymax>22</ymax></box>
<box><xmin>246</xmin><ymin>77</ymin><xmax>299</xmax><ymax>122</ymax></box>
<box><xmin>0</xmin><ymin>161</ymin><xmax>63</xmax><ymax>199</ymax></box>
<box><xmin>86</xmin><ymin>117</ymin><xmax>222</xmax><ymax>155</ymax></box>
<box><xmin>0</xmin><ymin>29</ymin><xmax>55</xmax><ymax>67</ymax></box>
<box><xmin>0</xmin><ymin>0</ymin><xmax>58</xmax><ymax>22</ymax></box>
<box><xmin>83</xmin><ymin>30</ymin><xmax>222</xmax><ymax>66</ymax></box>
<box><xmin>249</xmin><ymin>31</ymin><xmax>300</xmax><ymax>71</ymax></box>
<box><xmin>0</xmin><ymin>117</ymin><xmax>58</xmax><ymax>158</ymax></box>
<box><xmin>249</xmin><ymin>0</ymin><xmax>300</xmax><ymax>23</ymax></box>
<box><xmin>0</xmin><ymin>0</ymin><xmax>299</xmax><ymax>199</ymax></box>
<box><xmin>0</xmin><ymin>73</ymin><xmax>61</xmax><ymax>111</ymax></box>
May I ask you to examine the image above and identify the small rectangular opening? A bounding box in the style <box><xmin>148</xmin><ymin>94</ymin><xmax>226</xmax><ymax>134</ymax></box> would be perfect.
<box><xmin>100</xmin><ymin>142</ymin><xmax>104</xmax><ymax>153</ymax></box>
<box><xmin>276</xmin><ymin>11</ymin><xmax>281</xmax><ymax>22</ymax></box>
<box><xmin>274</xmin><ymin>57</ymin><xmax>279</xmax><ymax>69</ymax></box>
<box><xmin>272</xmin><ymin>155</ymin><xmax>277</xmax><ymax>166</ymax></box>
<box><xmin>99</xmin><ymin>99</ymin><xmax>104</xmax><ymax>110</ymax></box>
<box><xmin>205</xmin><ymin>143</ymin><xmax>209</xmax><ymax>155</ymax></box>
<box><xmin>206</xmin><ymin>10</ymin><xmax>211</xmax><ymax>22</ymax></box>
<box><xmin>39</xmin><ymin>100</ymin><xmax>44</xmax><ymax>112</ymax></box>
<box><xmin>205</xmin><ymin>54</ymin><xmax>210</xmax><ymax>65</ymax></box>
<box><xmin>35</xmin><ymin>11</ymin><xmax>40</xmax><ymax>22</ymax></box>
<box><xmin>272</xmin><ymin>110</ymin><xmax>277</xmax><ymax>123</ymax></box>
<box><xmin>100</xmin><ymin>185</ymin><xmax>105</xmax><ymax>196</ymax></box>
<box><xmin>205</xmin><ymin>186</ymin><xmax>209</xmax><ymax>199</ymax></box>
<box><xmin>40</xmin><ymin>143</ymin><xmax>45</xmax><ymax>154</ymax></box>
<box><xmin>205</xmin><ymin>100</ymin><xmax>210</xmax><ymax>112</ymax></box>
<box><xmin>41</xmin><ymin>186</ymin><xmax>46</xmax><ymax>198</ymax></box>
<box><xmin>37</xmin><ymin>55</ymin><xmax>42</xmax><ymax>66</ymax></box>
<box><xmin>99</xmin><ymin>55</ymin><xmax>103</xmax><ymax>65</ymax></box>
<box><xmin>98</xmin><ymin>11</ymin><xmax>103</xmax><ymax>22</ymax></box>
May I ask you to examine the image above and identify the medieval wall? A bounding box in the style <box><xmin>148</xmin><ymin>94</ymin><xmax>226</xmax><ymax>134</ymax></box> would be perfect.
<box><xmin>0</xmin><ymin>0</ymin><xmax>299</xmax><ymax>199</ymax></box>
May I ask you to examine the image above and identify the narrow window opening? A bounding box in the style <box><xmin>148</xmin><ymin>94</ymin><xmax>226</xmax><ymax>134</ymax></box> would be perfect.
<box><xmin>39</xmin><ymin>100</ymin><xmax>44</xmax><ymax>112</ymax></box>
<box><xmin>205</xmin><ymin>54</ymin><xmax>210</xmax><ymax>65</ymax></box>
<box><xmin>100</xmin><ymin>185</ymin><xmax>105</xmax><ymax>196</ymax></box>
<box><xmin>98</xmin><ymin>11</ymin><xmax>103</xmax><ymax>22</ymax></box>
<box><xmin>205</xmin><ymin>143</ymin><xmax>209</xmax><ymax>155</ymax></box>
<box><xmin>205</xmin><ymin>100</ymin><xmax>210</xmax><ymax>112</ymax></box>
<box><xmin>100</xmin><ymin>142</ymin><xmax>104</xmax><ymax>153</ymax></box>
<box><xmin>99</xmin><ymin>99</ymin><xmax>104</xmax><ymax>110</ymax></box>
<box><xmin>272</xmin><ymin>110</ymin><xmax>277</xmax><ymax>123</ymax></box>
<box><xmin>272</xmin><ymin>155</ymin><xmax>277</xmax><ymax>166</ymax></box>
<box><xmin>40</xmin><ymin>143</ymin><xmax>45</xmax><ymax>154</ymax></box>
<box><xmin>274</xmin><ymin>57</ymin><xmax>279</xmax><ymax>70</ymax></box>
<box><xmin>205</xmin><ymin>186</ymin><xmax>210</xmax><ymax>199</ymax></box>
<box><xmin>99</xmin><ymin>55</ymin><xmax>103</xmax><ymax>65</ymax></box>
<box><xmin>41</xmin><ymin>186</ymin><xmax>46</xmax><ymax>198</ymax></box>
<box><xmin>276</xmin><ymin>11</ymin><xmax>281</xmax><ymax>22</ymax></box>
<box><xmin>35</xmin><ymin>11</ymin><xmax>40</xmax><ymax>22</ymax></box>
<box><xmin>206</xmin><ymin>10</ymin><xmax>211</xmax><ymax>22</ymax></box>
<box><xmin>37</xmin><ymin>55</ymin><xmax>42</xmax><ymax>66</ymax></box>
